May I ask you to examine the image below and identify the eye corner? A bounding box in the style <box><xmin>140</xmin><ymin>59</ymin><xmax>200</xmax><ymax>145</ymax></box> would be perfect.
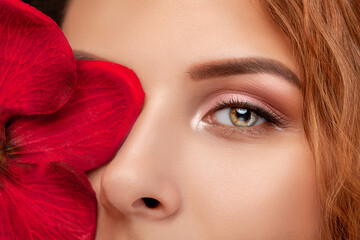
<box><xmin>201</xmin><ymin>111</ymin><xmax>216</xmax><ymax>124</ymax></box>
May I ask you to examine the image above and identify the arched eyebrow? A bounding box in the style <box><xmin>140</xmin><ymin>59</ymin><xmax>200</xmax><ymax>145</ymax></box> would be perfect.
<box><xmin>187</xmin><ymin>58</ymin><xmax>301</xmax><ymax>88</ymax></box>
<box><xmin>73</xmin><ymin>50</ymin><xmax>301</xmax><ymax>89</ymax></box>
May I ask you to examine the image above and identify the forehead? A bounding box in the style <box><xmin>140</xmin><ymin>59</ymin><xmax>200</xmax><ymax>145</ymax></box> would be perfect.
<box><xmin>62</xmin><ymin>0</ymin><xmax>298</xmax><ymax>81</ymax></box>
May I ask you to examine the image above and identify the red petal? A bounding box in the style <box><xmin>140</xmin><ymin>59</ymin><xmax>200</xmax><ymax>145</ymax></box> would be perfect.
<box><xmin>0</xmin><ymin>0</ymin><xmax>76</xmax><ymax>121</ymax></box>
<box><xmin>6</xmin><ymin>60</ymin><xmax>145</xmax><ymax>171</ymax></box>
<box><xmin>0</xmin><ymin>161</ymin><xmax>97</xmax><ymax>240</ymax></box>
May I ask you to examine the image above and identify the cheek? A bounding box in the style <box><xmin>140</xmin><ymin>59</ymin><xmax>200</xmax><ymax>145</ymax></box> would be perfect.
<box><xmin>182</xmin><ymin>134</ymin><xmax>319</xmax><ymax>239</ymax></box>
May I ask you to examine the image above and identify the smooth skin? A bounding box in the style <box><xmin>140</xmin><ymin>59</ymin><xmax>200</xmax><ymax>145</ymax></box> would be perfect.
<box><xmin>62</xmin><ymin>0</ymin><xmax>320</xmax><ymax>239</ymax></box>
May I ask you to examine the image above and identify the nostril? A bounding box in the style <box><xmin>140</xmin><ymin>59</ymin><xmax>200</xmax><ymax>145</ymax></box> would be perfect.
<box><xmin>142</xmin><ymin>197</ymin><xmax>160</xmax><ymax>208</ymax></box>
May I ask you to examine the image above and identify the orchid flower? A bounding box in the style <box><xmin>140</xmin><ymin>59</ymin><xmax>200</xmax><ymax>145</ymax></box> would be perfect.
<box><xmin>0</xmin><ymin>0</ymin><xmax>144</xmax><ymax>239</ymax></box>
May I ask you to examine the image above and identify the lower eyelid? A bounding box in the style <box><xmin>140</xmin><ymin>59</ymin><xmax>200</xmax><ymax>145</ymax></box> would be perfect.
<box><xmin>200</xmin><ymin>121</ymin><xmax>274</xmax><ymax>142</ymax></box>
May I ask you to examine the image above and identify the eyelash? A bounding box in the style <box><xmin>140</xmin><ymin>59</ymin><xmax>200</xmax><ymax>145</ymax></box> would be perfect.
<box><xmin>211</xmin><ymin>97</ymin><xmax>285</xmax><ymax>128</ymax></box>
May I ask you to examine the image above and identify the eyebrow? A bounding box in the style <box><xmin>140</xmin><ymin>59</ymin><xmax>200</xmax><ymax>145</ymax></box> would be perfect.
<box><xmin>73</xmin><ymin>50</ymin><xmax>301</xmax><ymax>88</ymax></box>
<box><xmin>187</xmin><ymin>58</ymin><xmax>301</xmax><ymax>88</ymax></box>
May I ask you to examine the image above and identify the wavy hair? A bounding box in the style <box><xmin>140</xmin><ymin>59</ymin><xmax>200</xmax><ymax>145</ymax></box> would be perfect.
<box><xmin>262</xmin><ymin>1</ymin><xmax>360</xmax><ymax>239</ymax></box>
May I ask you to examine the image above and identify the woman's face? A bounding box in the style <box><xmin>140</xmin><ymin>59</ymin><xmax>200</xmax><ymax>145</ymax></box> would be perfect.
<box><xmin>62</xmin><ymin>0</ymin><xmax>320</xmax><ymax>239</ymax></box>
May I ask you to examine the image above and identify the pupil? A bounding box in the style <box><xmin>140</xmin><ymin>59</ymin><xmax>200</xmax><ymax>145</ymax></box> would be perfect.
<box><xmin>236</xmin><ymin>108</ymin><xmax>251</xmax><ymax>122</ymax></box>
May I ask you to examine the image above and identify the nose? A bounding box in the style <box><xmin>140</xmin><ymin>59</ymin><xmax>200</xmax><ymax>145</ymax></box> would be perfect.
<box><xmin>99</xmin><ymin>101</ymin><xmax>182</xmax><ymax>220</ymax></box>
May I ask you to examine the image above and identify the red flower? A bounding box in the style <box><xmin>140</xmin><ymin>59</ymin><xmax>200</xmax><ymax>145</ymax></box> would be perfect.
<box><xmin>0</xmin><ymin>0</ymin><xmax>144</xmax><ymax>239</ymax></box>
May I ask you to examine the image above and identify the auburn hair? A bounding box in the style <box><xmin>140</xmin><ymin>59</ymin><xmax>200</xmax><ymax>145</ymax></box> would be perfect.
<box><xmin>261</xmin><ymin>1</ymin><xmax>360</xmax><ymax>239</ymax></box>
<box><xmin>25</xmin><ymin>0</ymin><xmax>360</xmax><ymax>238</ymax></box>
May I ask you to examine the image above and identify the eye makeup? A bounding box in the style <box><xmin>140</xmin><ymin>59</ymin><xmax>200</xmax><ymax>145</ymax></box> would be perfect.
<box><xmin>195</xmin><ymin>91</ymin><xmax>295</xmax><ymax>140</ymax></box>
<box><xmin>214</xmin><ymin>96</ymin><xmax>293</xmax><ymax>127</ymax></box>
<box><xmin>212</xmin><ymin>98</ymin><xmax>283</xmax><ymax>127</ymax></box>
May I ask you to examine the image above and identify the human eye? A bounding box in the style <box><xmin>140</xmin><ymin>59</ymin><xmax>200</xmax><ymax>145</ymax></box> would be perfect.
<box><xmin>214</xmin><ymin>102</ymin><xmax>266</xmax><ymax>127</ymax></box>
<box><xmin>201</xmin><ymin>94</ymin><xmax>290</xmax><ymax>138</ymax></box>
